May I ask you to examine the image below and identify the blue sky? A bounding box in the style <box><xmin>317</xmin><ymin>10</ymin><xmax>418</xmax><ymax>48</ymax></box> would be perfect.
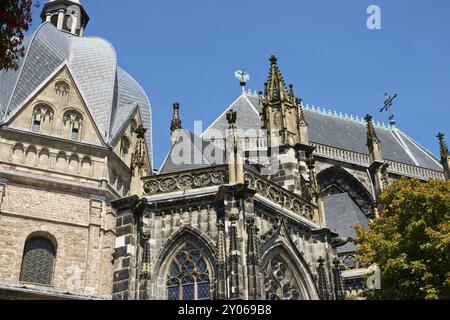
<box><xmin>29</xmin><ymin>0</ymin><xmax>450</xmax><ymax>168</ymax></box>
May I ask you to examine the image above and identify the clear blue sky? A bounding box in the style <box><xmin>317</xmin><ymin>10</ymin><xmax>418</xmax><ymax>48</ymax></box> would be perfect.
<box><xmin>29</xmin><ymin>0</ymin><xmax>450</xmax><ymax>168</ymax></box>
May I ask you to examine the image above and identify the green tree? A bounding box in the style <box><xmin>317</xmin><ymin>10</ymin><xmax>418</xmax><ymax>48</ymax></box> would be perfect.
<box><xmin>355</xmin><ymin>178</ymin><xmax>450</xmax><ymax>300</ymax></box>
<box><xmin>0</xmin><ymin>0</ymin><xmax>39</xmax><ymax>71</ymax></box>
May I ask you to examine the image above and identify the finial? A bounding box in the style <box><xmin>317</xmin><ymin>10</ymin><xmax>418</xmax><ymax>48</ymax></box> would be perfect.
<box><xmin>365</xmin><ymin>114</ymin><xmax>380</xmax><ymax>143</ymax></box>
<box><xmin>270</xmin><ymin>55</ymin><xmax>278</xmax><ymax>65</ymax></box>
<box><xmin>438</xmin><ymin>133</ymin><xmax>449</xmax><ymax>158</ymax></box>
<box><xmin>170</xmin><ymin>102</ymin><xmax>182</xmax><ymax>133</ymax></box>
<box><xmin>135</xmin><ymin>125</ymin><xmax>147</xmax><ymax>140</ymax></box>
<box><xmin>226</xmin><ymin>109</ymin><xmax>237</xmax><ymax>126</ymax></box>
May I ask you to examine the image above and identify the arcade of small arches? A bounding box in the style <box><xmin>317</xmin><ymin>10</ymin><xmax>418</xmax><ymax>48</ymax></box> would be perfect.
<box><xmin>10</xmin><ymin>143</ymin><xmax>94</xmax><ymax>177</ymax></box>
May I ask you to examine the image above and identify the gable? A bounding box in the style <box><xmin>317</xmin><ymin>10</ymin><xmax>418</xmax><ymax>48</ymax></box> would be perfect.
<box><xmin>7</xmin><ymin>66</ymin><xmax>104</xmax><ymax>146</ymax></box>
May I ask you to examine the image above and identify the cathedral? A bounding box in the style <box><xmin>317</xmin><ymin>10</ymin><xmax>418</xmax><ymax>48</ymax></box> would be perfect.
<box><xmin>0</xmin><ymin>0</ymin><xmax>448</xmax><ymax>300</ymax></box>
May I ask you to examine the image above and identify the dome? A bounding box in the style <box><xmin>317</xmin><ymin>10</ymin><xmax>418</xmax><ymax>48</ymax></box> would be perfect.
<box><xmin>0</xmin><ymin>22</ymin><xmax>153</xmax><ymax>163</ymax></box>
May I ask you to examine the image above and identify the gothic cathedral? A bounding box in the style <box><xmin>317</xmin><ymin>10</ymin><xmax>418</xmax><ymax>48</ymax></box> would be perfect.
<box><xmin>0</xmin><ymin>0</ymin><xmax>448</xmax><ymax>300</ymax></box>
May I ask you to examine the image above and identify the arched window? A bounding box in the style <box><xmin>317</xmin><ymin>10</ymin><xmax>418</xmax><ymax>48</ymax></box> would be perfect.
<box><xmin>120</xmin><ymin>137</ymin><xmax>130</xmax><ymax>161</ymax></box>
<box><xmin>54</xmin><ymin>81</ymin><xmax>70</xmax><ymax>104</ymax></box>
<box><xmin>31</xmin><ymin>104</ymin><xmax>54</xmax><ymax>134</ymax></box>
<box><xmin>63</xmin><ymin>110</ymin><xmax>83</xmax><ymax>141</ymax></box>
<box><xmin>264</xmin><ymin>257</ymin><xmax>301</xmax><ymax>300</ymax></box>
<box><xmin>19</xmin><ymin>237</ymin><xmax>56</xmax><ymax>286</ymax></box>
<box><xmin>166</xmin><ymin>243</ymin><xmax>211</xmax><ymax>300</ymax></box>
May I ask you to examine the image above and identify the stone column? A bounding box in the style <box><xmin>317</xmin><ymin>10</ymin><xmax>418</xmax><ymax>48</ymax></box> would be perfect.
<box><xmin>0</xmin><ymin>178</ymin><xmax>6</xmax><ymax>219</ymax></box>
<box><xmin>71</xmin><ymin>14</ymin><xmax>78</xmax><ymax>35</ymax></box>
<box><xmin>57</xmin><ymin>9</ymin><xmax>65</xmax><ymax>30</ymax></box>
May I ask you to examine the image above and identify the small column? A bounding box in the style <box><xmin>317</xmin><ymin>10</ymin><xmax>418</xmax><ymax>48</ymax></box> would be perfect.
<box><xmin>46</xmin><ymin>13</ymin><xmax>51</xmax><ymax>22</ymax></box>
<box><xmin>437</xmin><ymin>133</ymin><xmax>450</xmax><ymax>180</ymax></box>
<box><xmin>71</xmin><ymin>13</ymin><xmax>78</xmax><ymax>35</ymax></box>
<box><xmin>0</xmin><ymin>178</ymin><xmax>7</xmax><ymax>219</ymax></box>
<box><xmin>306</xmin><ymin>150</ymin><xmax>327</xmax><ymax>227</ymax></box>
<box><xmin>57</xmin><ymin>9</ymin><xmax>65</xmax><ymax>30</ymax></box>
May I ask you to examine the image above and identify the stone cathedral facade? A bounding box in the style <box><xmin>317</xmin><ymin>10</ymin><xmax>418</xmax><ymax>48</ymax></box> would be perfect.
<box><xmin>0</xmin><ymin>0</ymin><xmax>449</xmax><ymax>300</ymax></box>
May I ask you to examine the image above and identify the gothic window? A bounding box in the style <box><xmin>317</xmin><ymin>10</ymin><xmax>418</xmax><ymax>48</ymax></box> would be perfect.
<box><xmin>120</xmin><ymin>137</ymin><xmax>130</xmax><ymax>161</ymax></box>
<box><xmin>54</xmin><ymin>81</ymin><xmax>70</xmax><ymax>104</ymax></box>
<box><xmin>63</xmin><ymin>110</ymin><xmax>83</xmax><ymax>141</ymax></box>
<box><xmin>31</xmin><ymin>104</ymin><xmax>54</xmax><ymax>134</ymax></box>
<box><xmin>166</xmin><ymin>243</ymin><xmax>211</xmax><ymax>301</ymax></box>
<box><xmin>264</xmin><ymin>258</ymin><xmax>300</xmax><ymax>300</ymax></box>
<box><xmin>19</xmin><ymin>237</ymin><xmax>56</xmax><ymax>286</ymax></box>
<box><xmin>81</xmin><ymin>157</ymin><xmax>92</xmax><ymax>176</ymax></box>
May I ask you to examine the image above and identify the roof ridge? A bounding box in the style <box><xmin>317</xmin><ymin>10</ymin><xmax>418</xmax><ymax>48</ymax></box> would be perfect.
<box><xmin>302</xmin><ymin>102</ymin><xmax>392</xmax><ymax>130</ymax></box>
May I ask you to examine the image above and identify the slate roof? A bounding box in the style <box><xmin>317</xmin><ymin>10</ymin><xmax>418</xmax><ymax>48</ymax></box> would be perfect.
<box><xmin>0</xmin><ymin>22</ymin><xmax>152</xmax><ymax>167</ymax></box>
<box><xmin>200</xmin><ymin>93</ymin><xmax>442</xmax><ymax>172</ymax></box>
<box><xmin>160</xmin><ymin>129</ymin><xmax>225</xmax><ymax>174</ymax></box>
<box><xmin>324</xmin><ymin>193</ymin><xmax>369</xmax><ymax>253</ymax></box>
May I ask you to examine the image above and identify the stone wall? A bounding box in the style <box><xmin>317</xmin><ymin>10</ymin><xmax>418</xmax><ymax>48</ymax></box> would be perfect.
<box><xmin>0</xmin><ymin>181</ymin><xmax>115</xmax><ymax>298</ymax></box>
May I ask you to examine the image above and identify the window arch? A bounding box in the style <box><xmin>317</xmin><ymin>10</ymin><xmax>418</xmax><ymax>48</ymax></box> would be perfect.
<box><xmin>120</xmin><ymin>137</ymin><xmax>130</xmax><ymax>161</ymax></box>
<box><xmin>19</xmin><ymin>236</ymin><xmax>56</xmax><ymax>286</ymax></box>
<box><xmin>31</xmin><ymin>104</ymin><xmax>54</xmax><ymax>134</ymax></box>
<box><xmin>263</xmin><ymin>256</ymin><xmax>301</xmax><ymax>300</ymax></box>
<box><xmin>54</xmin><ymin>81</ymin><xmax>70</xmax><ymax>104</ymax></box>
<box><xmin>166</xmin><ymin>243</ymin><xmax>211</xmax><ymax>301</ymax></box>
<box><xmin>63</xmin><ymin>110</ymin><xmax>83</xmax><ymax>141</ymax></box>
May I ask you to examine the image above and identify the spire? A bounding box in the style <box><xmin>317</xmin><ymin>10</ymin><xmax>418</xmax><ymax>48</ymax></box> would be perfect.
<box><xmin>266</xmin><ymin>55</ymin><xmax>290</xmax><ymax>103</ymax></box>
<box><xmin>365</xmin><ymin>114</ymin><xmax>380</xmax><ymax>147</ymax></box>
<box><xmin>41</xmin><ymin>0</ymin><xmax>89</xmax><ymax>37</ymax></box>
<box><xmin>226</xmin><ymin>109</ymin><xmax>244</xmax><ymax>185</ymax></box>
<box><xmin>437</xmin><ymin>133</ymin><xmax>450</xmax><ymax>180</ymax></box>
<box><xmin>170</xmin><ymin>103</ymin><xmax>183</xmax><ymax>146</ymax></box>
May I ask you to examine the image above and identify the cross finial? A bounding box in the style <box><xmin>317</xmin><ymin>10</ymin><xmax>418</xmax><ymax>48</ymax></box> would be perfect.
<box><xmin>380</xmin><ymin>92</ymin><xmax>398</xmax><ymax>126</ymax></box>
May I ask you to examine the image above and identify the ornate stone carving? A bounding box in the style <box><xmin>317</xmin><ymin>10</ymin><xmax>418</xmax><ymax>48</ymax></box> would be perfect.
<box><xmin>263</xmin><ymin>258</ymin><xmax>300</xmax><ymax>300</ymax></box>
<box><xmin>143</xmin><ymin>166</ymin><xmax>229</xmax><ymax>196</ymax></box>
<box><xmin>244</xmin><ymin>171</ymin><xmax>318</xmax><ymax>224</ymax></box>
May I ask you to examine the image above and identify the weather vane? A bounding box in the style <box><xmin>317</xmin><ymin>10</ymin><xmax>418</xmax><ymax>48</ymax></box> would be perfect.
<box><xmin>380</xmin><ymin>92</ymin><xmax>398</xmax><ymax>126</ymax></box>
<box><xmin>234</xmin><ymin>70</ymin><xmax>250</xmax><ymax>93</ymax></box>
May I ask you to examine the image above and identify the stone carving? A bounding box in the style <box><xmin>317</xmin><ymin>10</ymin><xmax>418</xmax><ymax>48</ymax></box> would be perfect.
<box><xmin>264</xmin><ymin>258</ymin><xmax>300</xmax><ymax>300</ymax></box>
<box><xmin>244</xmin><ymin>171</ymin><xmax>317</xmax><ymax>223</ymax></box>
<box><xmin>143</xmin><ymin>166</ymin><xmax>229</xmax><ymax>196</ymax></box>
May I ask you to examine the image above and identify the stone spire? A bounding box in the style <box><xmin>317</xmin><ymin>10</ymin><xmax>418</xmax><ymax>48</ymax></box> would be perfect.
<box><xmin>365</xmin><ymin>114</ymin><xmax>382</xmax><ymax>162</ymax></box>
<box><xmin>437</xmin><ymin>133</ymin><xmax>450</xmax><ymax>180</ymax></box>
<box><xmin>226</xmin><ymin>109</ymin><xmax>244</xmax><ymax>185</ymax></box>
<box><xmin>41</xmin><ymin>0</ymin><xmax>89</xmax><ymax>37</ymax></box>
<box><xmin>260</xmin><ymin>55</ymin><xmax>310</xmax><ymax>196</ymax></box>
<box><xmin>365</xmin><ymin>114</ymin><xmax>389</xmax><ymax>216</ymax></box>
<box><xmin>260</xmin><ymin>55</ymin><xmax>308</xmax><ymax>148</ymax></box>
<box><xmin>170</xmin><ymin>103</ymin><xmax>183</xmax><ymax>146</ymax></box>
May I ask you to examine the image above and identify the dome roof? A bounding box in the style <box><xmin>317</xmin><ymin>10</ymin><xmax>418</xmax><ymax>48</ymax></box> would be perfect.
<box><xmin>0</xmin><ymin>22</ymin><xmax>152</xmax><ymax>164</ymax></box>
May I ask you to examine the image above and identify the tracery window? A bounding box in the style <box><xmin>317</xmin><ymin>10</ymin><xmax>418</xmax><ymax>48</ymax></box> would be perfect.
<box><xmin>166</xmin><ymin>243</ymin><xmax>211</xmax><ymax>301</ymax></box>
<box><xmin>264</xmin><ymin>258</ymin><xmax>300</xmax><ymax>300</ymax></box>
<box><xmin>19</xmin><ymin>237</ymin><xmax>56</xmax><ymax>286</ymax></box>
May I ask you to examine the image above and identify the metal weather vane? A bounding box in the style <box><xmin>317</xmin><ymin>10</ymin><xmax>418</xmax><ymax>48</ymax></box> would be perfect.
<box><xmin>380</xmin><ymin>92</ymin><xmax>398</xmax><ymax>126</ymax></box>
<box><xmin>235</xmin><ymin>70</ymin><xmax>250</xmax><ymax>92</ymax></box>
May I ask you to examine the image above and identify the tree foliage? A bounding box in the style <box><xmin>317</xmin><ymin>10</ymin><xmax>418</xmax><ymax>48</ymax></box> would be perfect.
<box><xmin>0</xmin><ymin>0</ymin><xmax>39</xmax><ymax>71</ymax></box>
<box><xmin>355</xmin><ymin>178</ymin><xmax>450</xmax><ymax>300</ymax></box>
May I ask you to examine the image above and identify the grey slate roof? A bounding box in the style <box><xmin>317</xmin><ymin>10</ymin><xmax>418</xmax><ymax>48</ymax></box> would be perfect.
<box><xmin>160</xmin><ymin>129</ymin><xmax>225</xmax><ymax>174</ymax></box>
<box><xmin>202</xmin><ymin>93</ymin><xmax>260</xmax><ymax>138</ymax></box>
<box><xmin>200</xmin><ymin>93</ymin><xmax>442</xmax><ymax>172</ymax></box>
<box><xmin>0</xmin><ymin>22</ymin><xmax>152</xmax><ymax>167</ymax></box>
<box><xmin>324</xmin><ymin>193</ymin><xmax>369</xmax><ymax>253</ymax></box>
